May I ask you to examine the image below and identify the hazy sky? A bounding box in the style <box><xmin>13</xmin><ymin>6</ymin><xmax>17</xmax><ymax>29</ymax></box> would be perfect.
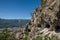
<box><xmin>0</xmin><ymin>0</ymin><xmax>41</xmax><ymax>19</ymax></box>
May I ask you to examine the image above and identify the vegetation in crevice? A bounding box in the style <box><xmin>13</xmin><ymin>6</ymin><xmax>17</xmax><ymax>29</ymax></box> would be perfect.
<box><xmin>41</xmin><ymin>0</ymin><xmax>47</xmax><ymax>8</ymax></box>
<box><xmin>23</xmin><ymin>28</ymin><xmax>30</xmax><ymax>40</ymax></box>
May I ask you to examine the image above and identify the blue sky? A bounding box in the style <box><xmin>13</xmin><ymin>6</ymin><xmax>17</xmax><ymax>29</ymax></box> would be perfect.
<box><xmin>0</xmin><ymin>0</ymin><xmax>41</xmax><ymax>19</ymax></box>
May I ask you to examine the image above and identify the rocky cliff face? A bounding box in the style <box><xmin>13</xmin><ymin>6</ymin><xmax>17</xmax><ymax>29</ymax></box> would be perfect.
<box><xmin>16</xmin><ymin>0</ymin><xmax>60</xmax><ymax>40</ymax></box>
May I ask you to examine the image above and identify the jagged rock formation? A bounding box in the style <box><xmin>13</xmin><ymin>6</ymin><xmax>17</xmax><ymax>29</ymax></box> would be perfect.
<box><xmin>16</xmin><ymin>0</ymin><xmax>60</xmax><ymax>40</ymax></box>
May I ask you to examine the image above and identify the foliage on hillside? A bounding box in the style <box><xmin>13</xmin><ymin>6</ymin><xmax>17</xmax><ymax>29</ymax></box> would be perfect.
<box><xmin>0</xmin><ymin>28</ymin><xmax>59</xmax><ymax>40</ymax></box>
<box><xmin>0</xmin><ymin>28</ymin><xmax>16</xmax><ymax>40</ymax></box>
<box><xmin>33</xmin><ymin>34</ymin><xmax>59</xmax><ymax>40</ymax></box>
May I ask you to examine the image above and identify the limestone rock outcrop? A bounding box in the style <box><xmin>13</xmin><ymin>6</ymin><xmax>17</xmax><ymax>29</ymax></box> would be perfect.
<box><xmin>17</xmin><ymin>0</ymin><xmax>60</xmax><ymax>40</ymax></box>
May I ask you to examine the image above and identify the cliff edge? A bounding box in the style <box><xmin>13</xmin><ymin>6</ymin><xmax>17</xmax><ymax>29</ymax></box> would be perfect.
<box><xmin>16</xmin><ymin>0</ymin><xmax>60</xmax><ymax>40</ymax></box>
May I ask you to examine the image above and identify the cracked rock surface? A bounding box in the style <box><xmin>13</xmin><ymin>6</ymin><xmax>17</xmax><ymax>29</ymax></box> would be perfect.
<box><xmin>16</xmin><ymin>0</ymin><xmax>60</xmax><ymax>40</ymax></box>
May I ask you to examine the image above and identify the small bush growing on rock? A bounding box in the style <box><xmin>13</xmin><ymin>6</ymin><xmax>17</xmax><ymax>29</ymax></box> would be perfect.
<box><xmin>41</xmin><ymin>0</ymin><xmax>46</xmax><ymax>8</ymax></box>
<box><xmin>32</xmin><ymin>36</ymin><xmax>43</xmax><ymax>40</ymax></box>
<box><xmin>23</xmin><ymin>36</ymin><xmax>28</xmax><ymax>40</ymax></box>
<box><xmin>32</xmin><ymin>35</ymin><xmax>58</xmax><ymax>40</ymax></box>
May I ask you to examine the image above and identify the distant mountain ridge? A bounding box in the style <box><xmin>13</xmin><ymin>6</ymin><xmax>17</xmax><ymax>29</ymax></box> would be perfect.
<box><xmin>0</xmin><ymin>18</ymin><xmax>30</xmax><ymax>28</ymax></box>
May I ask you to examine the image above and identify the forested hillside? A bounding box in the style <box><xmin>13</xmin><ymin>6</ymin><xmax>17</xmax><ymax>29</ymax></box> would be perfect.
<box><xmin>0</xmin><ymin>18</ymin><xmax>30</xmax><ymax>28</ymax></box>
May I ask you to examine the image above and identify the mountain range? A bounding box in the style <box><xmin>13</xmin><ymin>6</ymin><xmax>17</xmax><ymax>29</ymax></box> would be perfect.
<box><xmin>0</xmin><ymin>18</ymin><xmax>30</xmax><ymax>28</ymax></box>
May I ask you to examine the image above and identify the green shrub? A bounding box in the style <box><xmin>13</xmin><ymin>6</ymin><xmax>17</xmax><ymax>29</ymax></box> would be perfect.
<box><xmin>50</xmin><ymin>35</ymin><xmax>58</xmax><ymax>40</ymax></box>
<box><xmin>25</xmin><ymin>30</ymin><xmax>29</xmax><ymax>36</ymax></box>
<box><xmin>41</xmin><ymin>0</ymin><xmax>47</xmax><ymax>8</ymax></box>
<box><xmin>23</xmin><ymin>36</ymin><xmax>28</xmax><ymax>40</ymax></box>
<box><xmin>32</xmin><ymin>36</ymin><xmax>43</xmax><ymax>40</ymax></box>
<box><xmin>32</xmin><ymin>35</ymin><xmax>58</xmax><ymax>40</ymax></box>
<box><xmin>0</xmin><ymin>28</ymin><xmax>15</xmax><ymax>40</ymax></box>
